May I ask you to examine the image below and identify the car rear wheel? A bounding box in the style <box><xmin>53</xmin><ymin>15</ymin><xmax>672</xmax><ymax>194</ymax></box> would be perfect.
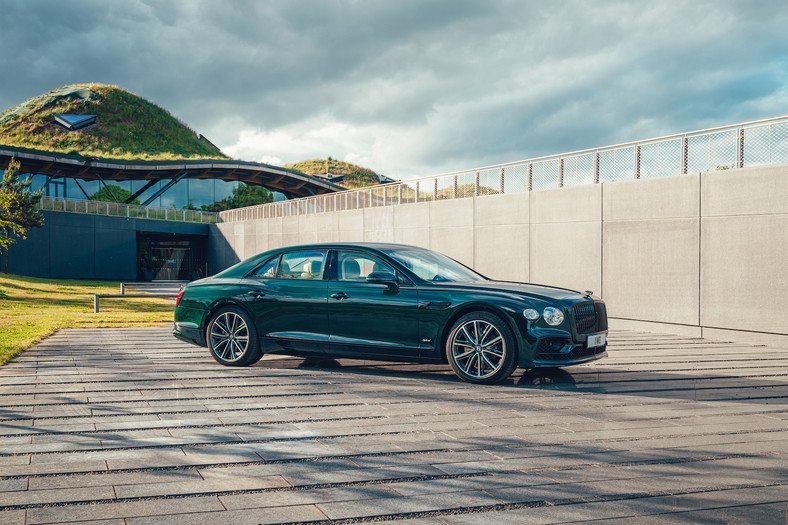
<box><xmin>446</xmin><ymin>312</ymin><xmax>517</xmax><ymax>384</ymax></box>
<box><xmin>207</xmin><ymin>307</ymin><xmax>262</xmax><ymax>366</ymax></box>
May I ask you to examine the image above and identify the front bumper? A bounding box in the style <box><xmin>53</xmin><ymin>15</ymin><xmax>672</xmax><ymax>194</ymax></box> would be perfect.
<box><xmin>532</xmin><ymin>340</ymin><xmax>607</xmax><ymax>366</ymax></box>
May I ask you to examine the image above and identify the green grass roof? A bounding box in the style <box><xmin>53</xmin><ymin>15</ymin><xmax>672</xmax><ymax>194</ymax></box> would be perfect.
<box><xmin>0</xmin><ymin>84</ymin><xmax>228</xmax><ymax>161</ymax></box>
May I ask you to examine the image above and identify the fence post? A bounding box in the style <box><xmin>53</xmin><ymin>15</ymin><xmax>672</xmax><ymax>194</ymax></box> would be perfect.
<box><xmin>682</xmin><ymin>137</ymin><xmax>689</xmax><ymax>174</ymax></box>
<box><xmin>453</xmin><ymin>176</ymin><xmax>458</xmax><ymax>199</ymax></box>
<box><xmin>474</xmin><ymin>171</ymin><xmax>480</xmax><ymax>196</ymax></box>
<box><xmin>738</xmin><ymin>128</ymin><xmax>745</xmax><ymax>168</ymax></box>
<box><xmin>499</xmin><ymin>167</ymin><xmax>505</xmax><ymax>194</ymax></box>
<box><xmin>634</xmin><ymin>146</ymin><xmax>641</xmax><ymax>179</ymax></box>
<box><xmin>558</xmin><ymin>159</ymin><xmax>564</xmax><ymax>188</ymax></box>
<box><xmin>594</xmin><ymin>152</ymin><xmax>600</xmax><ymax>184</ymax></box>
<box><xmin>433</xmin><ymin>179</ymin><xmax>438</xmax><ymax>200</ymax></box>
<box><xmin>397</xmin><ymin>184</ymin><xmax>402</xmax><ymax>204</ymax></box>
<box><xmin>415</xmin><ymin>182</ymin><xmax>420</xmax><ymax>203</ymax></box>
<box><xmin>528</xmin><ymin>164</ymin><xmax>533</xmax><ymax>191</ymax></box>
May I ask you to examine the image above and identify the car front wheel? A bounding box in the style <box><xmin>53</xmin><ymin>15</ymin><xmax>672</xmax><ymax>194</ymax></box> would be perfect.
<box><xmin>446</xmin><ymin>312</ymin><xmax>517</xmax><ymax>384</ymax></box>
<box><xmin>206</xmin><ymin>306</ymin><xmax>262</xmax><ymax>366</ymax></box>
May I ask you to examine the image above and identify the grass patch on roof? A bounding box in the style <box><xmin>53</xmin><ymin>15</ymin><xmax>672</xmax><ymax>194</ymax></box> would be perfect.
<box><xmin>0</xmin><ymin>83</ymin><xmax>229</xmax><ymax>161</ymax></box>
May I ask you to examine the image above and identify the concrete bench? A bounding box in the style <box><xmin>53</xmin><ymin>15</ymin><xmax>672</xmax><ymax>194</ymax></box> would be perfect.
<box><xmin>93</xmin><ymin>293</ymin><xmax>179</xmax><ymax>313</ymax></box>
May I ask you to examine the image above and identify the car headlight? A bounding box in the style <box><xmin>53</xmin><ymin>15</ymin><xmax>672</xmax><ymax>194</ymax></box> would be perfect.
<box><xmin>543</xmin><ymin>306</ymin><xmax>564</xmax><ymax>326</ymax></box>
<box><xmin>523</xmin><ymin>308</ymin><xmax>540</xmax><ymax>320</ymax></box>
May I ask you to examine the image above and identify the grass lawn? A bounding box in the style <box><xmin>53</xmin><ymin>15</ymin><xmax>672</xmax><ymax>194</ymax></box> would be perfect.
<box><xmin>0</xmin><ymin>273</ymin><xmax>175</xmax><ymax>366</ymax></box>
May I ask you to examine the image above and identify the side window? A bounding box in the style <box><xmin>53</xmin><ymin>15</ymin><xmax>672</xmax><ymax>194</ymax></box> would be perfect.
<box><xmin>277</xmin><ymin>250</ymin><xmax>326</xmax><ymax>280</ymax></box>
<box><xmin>336</xmin><ymin>251</ymin><xmax>397</xmax><ymax>282</ymax></box>
<box><xmin>250</xmin><ymin>257</ymin><xmax>278</xmax><ymax>278</ymax></box>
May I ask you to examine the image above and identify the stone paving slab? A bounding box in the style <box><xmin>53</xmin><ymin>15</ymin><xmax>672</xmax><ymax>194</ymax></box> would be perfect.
<box><xmin>0</xmin><ymin>327</ymin><xmax>786</xmax><ymax>523</ymax></box>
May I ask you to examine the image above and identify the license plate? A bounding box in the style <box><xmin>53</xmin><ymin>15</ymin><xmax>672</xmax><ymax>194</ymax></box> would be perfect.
<box><xmin>587</xmin><ymin>333</ymin><xmax>606</xmax><ymax>348</ymax></box>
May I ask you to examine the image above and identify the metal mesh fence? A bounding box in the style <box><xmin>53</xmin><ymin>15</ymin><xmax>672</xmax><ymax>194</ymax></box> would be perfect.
<box><xmin>39</xmin><ymin>197</ymin><xmax>219</xmax><ymax>223</ymax></box>
<box><xmin>214</xmin><ymin>116</ymin><xmax>787</xmax><ymax>222</ymax></box>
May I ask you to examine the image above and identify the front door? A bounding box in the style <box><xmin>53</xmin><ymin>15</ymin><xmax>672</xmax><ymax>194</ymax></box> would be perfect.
<box><xmin>328</xmin><ymin>250</ymin><xmax>421</xmax><ymax>358</ymax></box>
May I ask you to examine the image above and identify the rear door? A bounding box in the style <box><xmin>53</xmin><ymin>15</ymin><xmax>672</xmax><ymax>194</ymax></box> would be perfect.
<box><xmin>241</xmin><ymin>249</ymin><xmax>330</xmax><ymax>353</ymax></box>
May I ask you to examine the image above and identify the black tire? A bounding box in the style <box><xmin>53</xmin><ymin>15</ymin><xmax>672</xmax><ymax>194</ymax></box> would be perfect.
<box><xmin>446</xmin><ymin>311</ymin><xmax>517</xmax><ymax>384</ymax></box>
<box><xmin>206</xmin><ymin>306</ymin><xmax>262</xmax><ymax>366</ymax></box>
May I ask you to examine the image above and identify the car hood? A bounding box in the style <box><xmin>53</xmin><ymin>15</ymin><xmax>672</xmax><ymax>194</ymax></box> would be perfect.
<box><xmin>427</xmin><ymin>280</ymin><xmax>595</xmax><ymax>303</ymax></box>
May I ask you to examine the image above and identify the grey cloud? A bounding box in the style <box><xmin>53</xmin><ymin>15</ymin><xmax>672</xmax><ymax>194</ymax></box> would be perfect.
<box><xmin>1</xmin><ymin>0</ymin><xmax>787</xmax><ymax>177</ymax></box>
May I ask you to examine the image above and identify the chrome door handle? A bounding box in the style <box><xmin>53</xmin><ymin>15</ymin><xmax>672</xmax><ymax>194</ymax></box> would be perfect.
<box><xmin>330</xmin><ymin>292</ymin><xmax>349</xmax><ymax>300</ymax></box>
<box><xmin>247</xmin><ymin>290</ymin><xmax>266</xmax><ymax>298</ymax></box>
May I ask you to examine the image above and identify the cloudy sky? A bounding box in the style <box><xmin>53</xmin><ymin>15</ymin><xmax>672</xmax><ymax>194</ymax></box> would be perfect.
<box><xmin>1</xmin><ymin>0</ymin><xmax>786</xmax><ymax>179</ymax></box>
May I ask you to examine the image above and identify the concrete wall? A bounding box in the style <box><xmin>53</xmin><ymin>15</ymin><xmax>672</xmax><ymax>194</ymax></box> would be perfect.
<box><xmin>8</xmin><ymin>211</ymin><xmax>209</xmax><ymax>280</ymax></box>
<box><xmin>212</xmin><ymin>164</ymin><xmax>788</xmax><ymax>345</ymax></box>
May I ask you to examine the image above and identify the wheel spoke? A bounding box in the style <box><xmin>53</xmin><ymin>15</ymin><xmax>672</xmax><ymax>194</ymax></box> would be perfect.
<box><xmin>482</xmin><ymin>334</ymin><xmax>502</xmax><ymax>348</ymax></box>
<box><xmin>214</xmin><ymin>318</ymin><xmax>230</xmax><ymax>335</ymax></box>
<box><xmin>481</xmin><ymin>353</ymin><xmax>498</xmax><ymax>370</ymax></box>
<box><xmin>483</xmin><ymin>347</ymin><xmax>504</xmax><ymax>358</ymax></box>
<box><xmin>460</xmin><ymin>326</ymin><xmax>476</xmax><ymax>345</ymax></box>
<box><xmin>454</xmin><ymin>348</ymin><xmax>474</xmax><ymax>359</ymax></box>
<box><xmin>479</xmin><ymin>323</ymin><xmax>493</xmax><ymax>344</ymax></box>
<box><xmin>463</xmin><ymin>353</ymin><xmax>476</xmax><ymax>374</ymax></box>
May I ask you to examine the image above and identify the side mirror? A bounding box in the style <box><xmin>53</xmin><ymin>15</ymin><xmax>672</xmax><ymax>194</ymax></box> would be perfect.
<box><xmin>366</xmin><ymin>270</ymin><xmax>399</xmax><ymax>291</ymax></box>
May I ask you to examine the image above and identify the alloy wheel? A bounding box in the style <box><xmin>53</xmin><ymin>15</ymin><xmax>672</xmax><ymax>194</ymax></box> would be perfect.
<box><xmin>210</xmin><ymin>311</ymin><xmax>250</xmax><ymax>362</ymax></box>
<box><xmin>449</xmin><ymin>319</ymin><xmax>506</xmax><ymax>380</ymax></box>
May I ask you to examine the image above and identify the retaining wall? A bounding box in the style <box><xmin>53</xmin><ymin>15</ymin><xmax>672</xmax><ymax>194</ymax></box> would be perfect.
<box><xmin>211</xmin><ymin>164</ymin><xmax>788</xmax><ymax>345</ymax></box>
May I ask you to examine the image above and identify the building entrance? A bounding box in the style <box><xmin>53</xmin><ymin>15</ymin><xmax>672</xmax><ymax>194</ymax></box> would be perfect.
<box><xmin>136</xmin><ymin>232</ymin><xmax>208</xmax><ymax>281</ymax></box>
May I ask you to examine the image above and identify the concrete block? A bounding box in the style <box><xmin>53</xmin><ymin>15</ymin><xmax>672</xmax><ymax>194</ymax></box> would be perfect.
<box><xmin>475</xmin><ymin>193</ymin><xmax>529</xmax><ymax>226</ymax></box>
<box><xmin>700</xmin><ymin>214</ymin><xmax>788</xmax><ymax>334</ymax></box>
<box><xmin>603</xmin><ymin>174</ymin><xmax>700</xmax><ymax>220</ymax></box>
<box><xmin>607</xmin><ymin>318</ymin><xmax>703</xmax><ymax>338</ymax></box>
<box><xmin>364</xmin><ymin>206</ymin><xmax>394</xmax><ymax>230</ymax></box>
<box><xmin>701</xmin><ymin>164</ymin><xmax>788</xmax><ymax>217</ymax></box>
<box><xmin>394</xmin><ymin>227</ymin><xmax>430</xmax><ymax>249</ymax></box>
<box><xmin>363</xmin><ymin>207</ymin><xmax>395</xmax><ymax>242</ymax></box>
<box><xmin>316</xmin><ymin>211</ymin><xmax>339</xmax><ymax>235</ymax></box>
<box><xmin>474</xmin><ymin>224</ymin><xmax>528</xmax><ymax>282</ymax></box>
<box><xmin>364</xmin><ymin>228</ymin><xmax>395</xmax><ymax>243</ymax></box>
<box><xmin>530</xmin><ymin>184</ymin><xmax>601</xmax><ymax>223</ymax></box>
<box><xmin>530</xmin><ymin>221</ymin><xmax>601</xmax><ymax>293</ymax></box>
<box><xmin>429</xmin><ymin>198</ymin><xmax>474</xmax><ymax>228</ymax></box>
<box><xmin>394</xmin><ymin>201</ymin><xmax>430</xmax><ymax>230</ymax></box>
<box><xmin>430</xmin><ymin>226</ymin><xmax>474</xmax><ymax>267</ymax></box>
<box><xmin>603</xmin><ymin>218</ymin><xmax>699</xmax><ymax>325</ymax></box>
<box><xmin>298</xmin><ymin>214</ymin><xmax>322</xmax><ymax>241</ymax></box>
<box><xmin>338</xmin><ymin>209</ymin><xmax>364</xmax><ymax>235</ymax></box>
<box><xmin>282</xmin><ymin>216</ymin><xmax>300</xmax><ymax>236</ymax></box>
<box><xmin>266</xmin><ymin>233</ymin><xmax>284</xmax><ymax>250</ymax></box>
<box><xmin>281</xmin><ymin>233</ymin><xmax>300</xmax><ymax>247</ymax></box>
<box><xmin>266</xmin><ymin>217</ymin><xmax>284</xmax><ymax>235</ymax></box>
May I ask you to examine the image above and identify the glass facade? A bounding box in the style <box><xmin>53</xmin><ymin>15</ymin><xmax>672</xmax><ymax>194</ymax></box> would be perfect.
<box><xmin>16</xmin><ymin>173</ymin><xmax>244</xmax><ymax>211</ymax></box>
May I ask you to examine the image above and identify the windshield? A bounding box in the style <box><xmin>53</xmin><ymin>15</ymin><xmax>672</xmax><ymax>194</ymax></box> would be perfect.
<box><xmin>380</xmin><ymin>247</ymin><xmax>485</xmax><ymax>282</ymax></box>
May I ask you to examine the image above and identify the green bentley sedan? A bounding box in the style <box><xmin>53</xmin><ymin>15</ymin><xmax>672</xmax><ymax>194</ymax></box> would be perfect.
<box><xmin>173</xmin><ymin>242</ymin><xmax>607</xmax><ymax>384</ymax></box>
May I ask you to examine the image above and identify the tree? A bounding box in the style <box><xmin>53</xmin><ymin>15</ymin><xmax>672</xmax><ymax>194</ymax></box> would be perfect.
<box><xmin>89</xmin><ymin>184</ymin><xmax>141</xmax><ymax>205</ymax></box>
<box><xmin>0</xmin><ymin>159</ymin><xmax>44</xmax><ymax>273</ymax></box>
<box><xmin>201</xmin><ymin>183</ymin><xmax>273</xmax><ymax>212</ymax></box>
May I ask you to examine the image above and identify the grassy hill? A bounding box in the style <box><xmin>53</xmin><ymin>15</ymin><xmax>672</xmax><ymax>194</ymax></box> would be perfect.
<box><xmin>0</xmin><ymin>83</ymin><xmax>228</xmax><ymax>161</ymax></box>
<box><xmin>284</xmin><ymin>158</ymin><xmax>381</xmax><ymax>189</ymax></box>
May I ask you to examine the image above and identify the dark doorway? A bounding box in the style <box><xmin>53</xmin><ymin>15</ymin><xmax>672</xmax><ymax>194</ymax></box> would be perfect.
<box><xmin>136</xmin><ymin>232</ymin><xmax>208</xmax><ymax>281</ymax></box>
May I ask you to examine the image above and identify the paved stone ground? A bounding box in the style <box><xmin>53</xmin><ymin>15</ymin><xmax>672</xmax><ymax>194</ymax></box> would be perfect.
<box><xmin>0</xmin><ymin>328</ymin><xmax>787</xmax><ymax>524</ymax></box>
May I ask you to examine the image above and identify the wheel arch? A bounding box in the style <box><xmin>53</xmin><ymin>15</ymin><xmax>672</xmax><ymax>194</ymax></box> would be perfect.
<box><xmin>438</xmin><ymin>303</ymin><xmax>520</xmax><ymax>364</ymax></box>
<box><xmin>202</xmin><ymin>298</ymin><xmax>253</xmax><ymax>335</ymax></box>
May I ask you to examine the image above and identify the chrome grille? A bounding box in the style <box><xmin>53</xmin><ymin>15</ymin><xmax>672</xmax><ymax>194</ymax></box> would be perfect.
<box><xmin>572</xmin><ymin>301</ymin><xmax>607</xmax><ymax>334</ymax></box>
